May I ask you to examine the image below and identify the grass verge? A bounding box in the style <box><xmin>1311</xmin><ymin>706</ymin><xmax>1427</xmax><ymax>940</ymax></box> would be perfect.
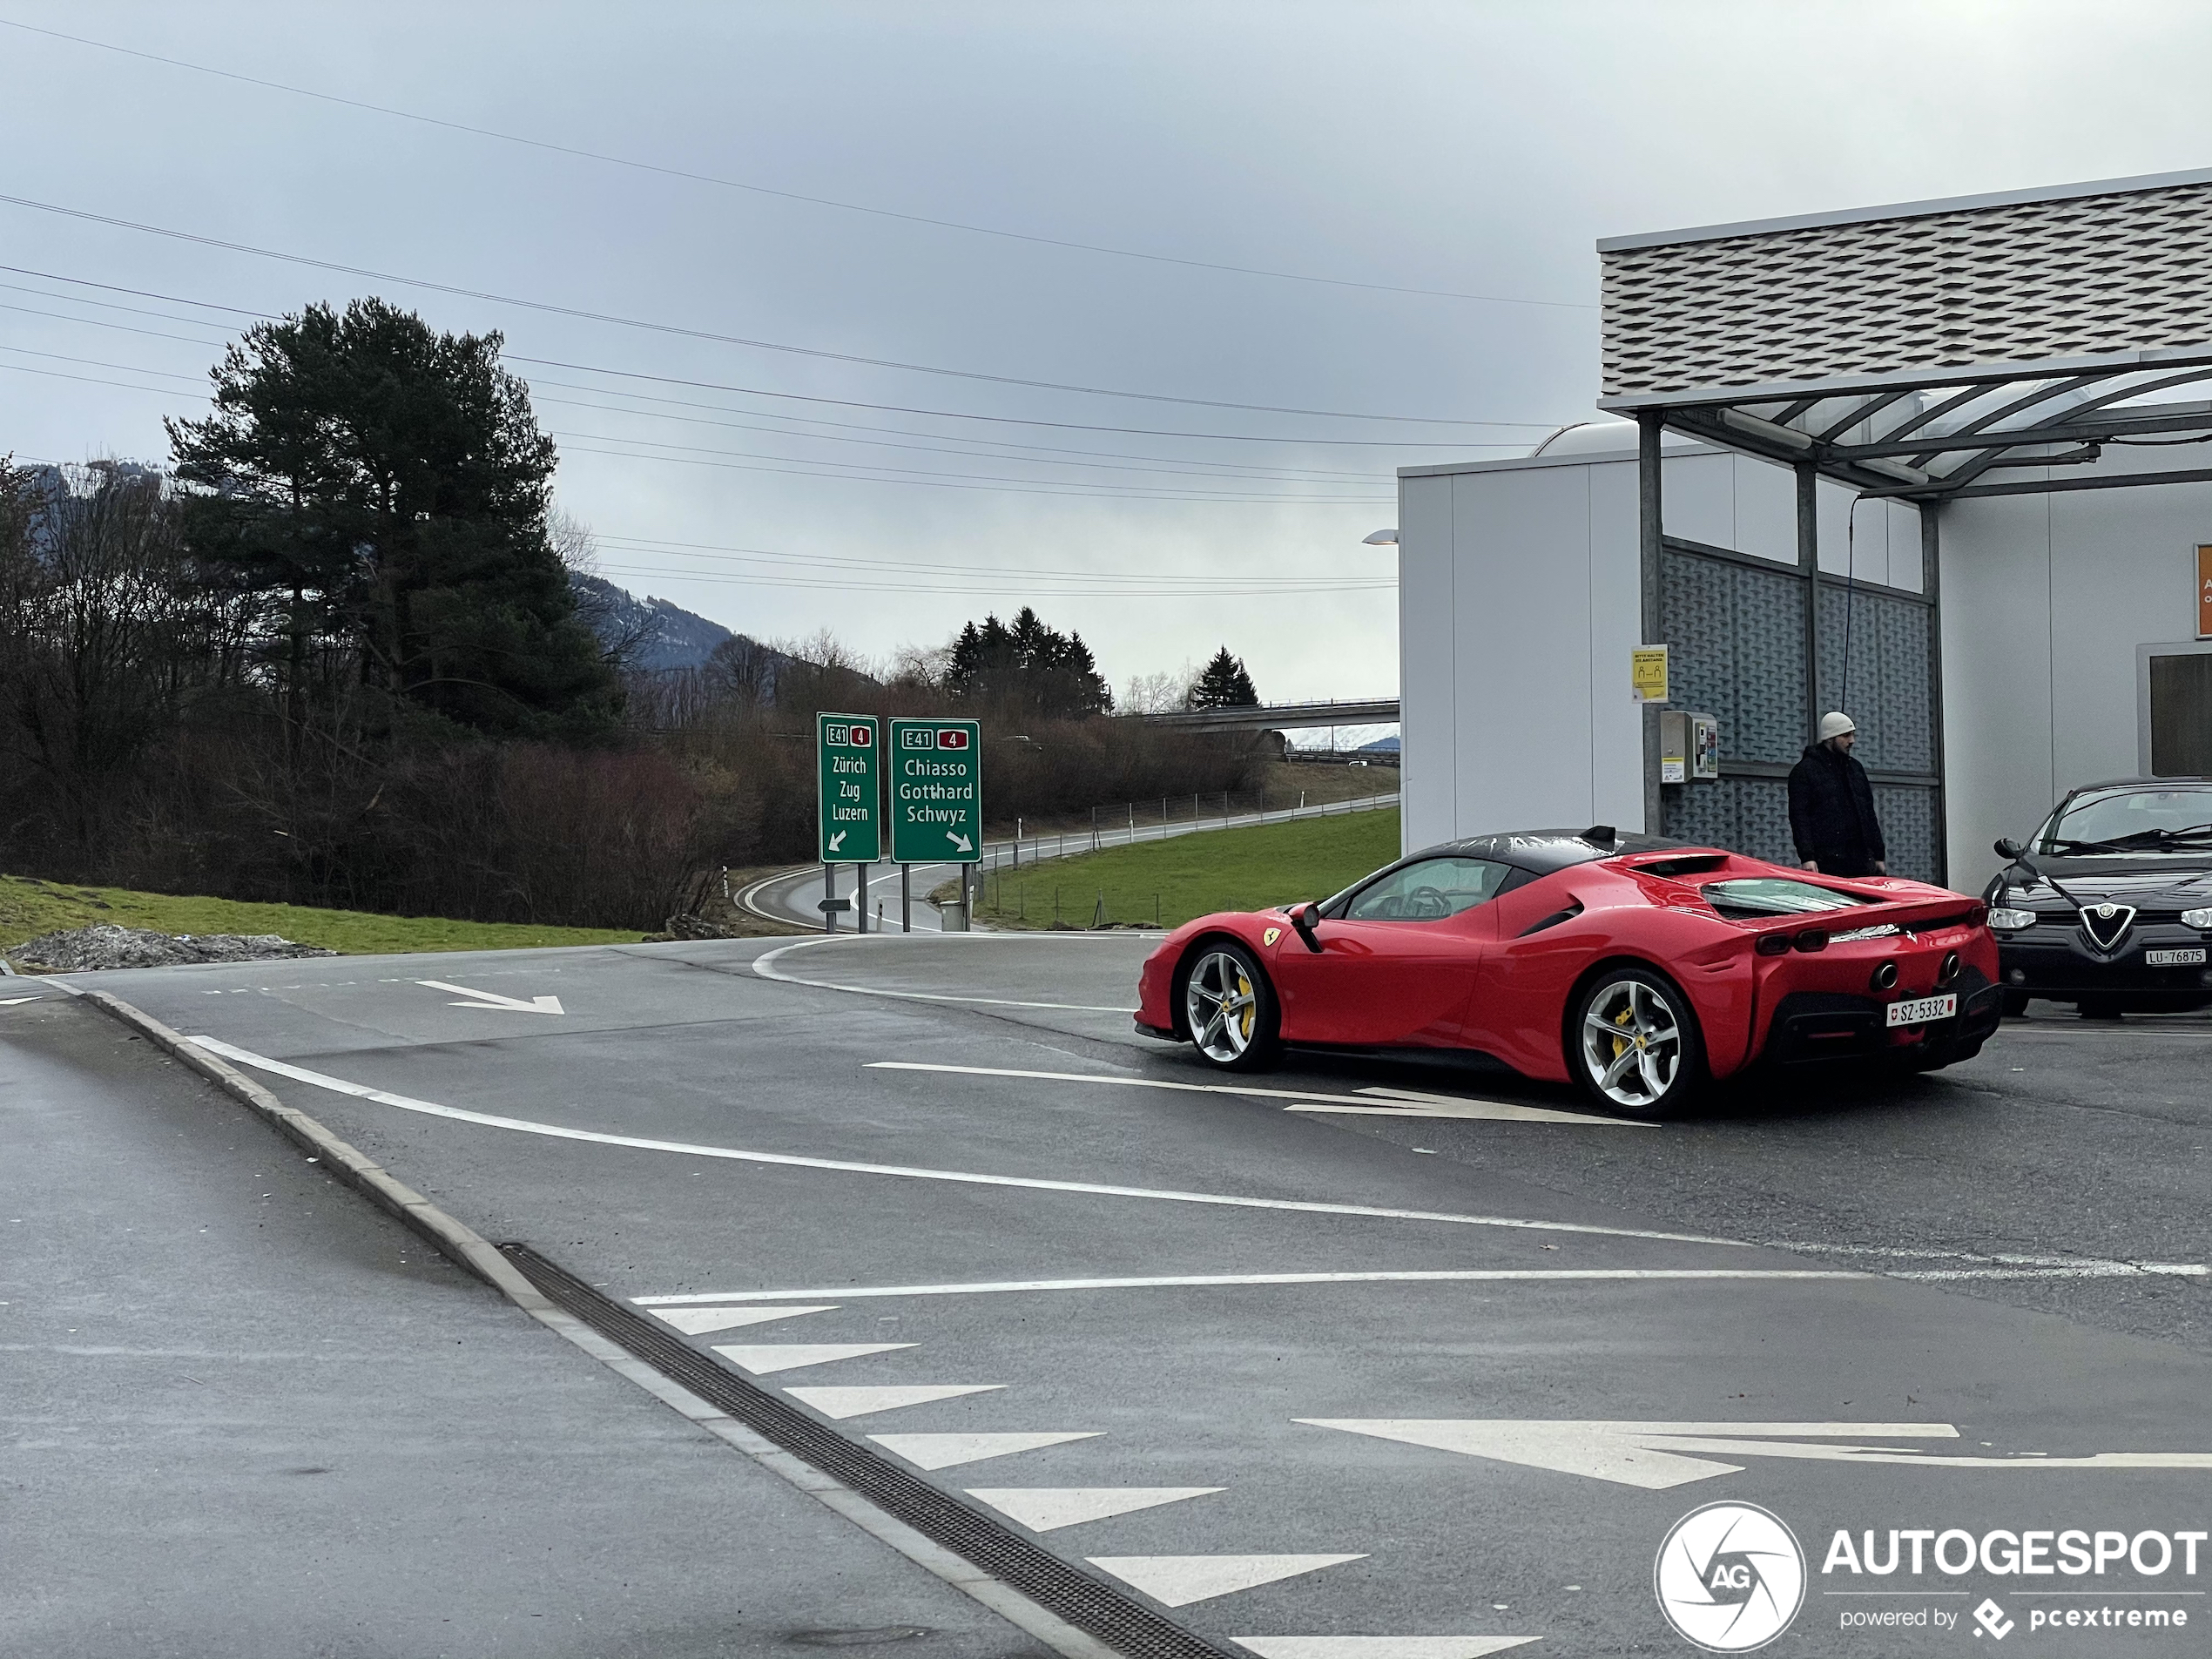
<box><xmin>0</xmin><ymin>873</ymin><xmax>644</xmax><ymax>960</ymax></box>
<box><xmin>970</xmin><ymin>807</ymin><xmax>1399</xmax><ymax>931</ymax></box>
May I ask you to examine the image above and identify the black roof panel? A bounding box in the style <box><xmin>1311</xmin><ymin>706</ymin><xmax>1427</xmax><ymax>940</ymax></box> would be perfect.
<box><xmin>1426</xmin><ymin>827</ymin><xmax>1695</xmax><ymax>874</ymax></box>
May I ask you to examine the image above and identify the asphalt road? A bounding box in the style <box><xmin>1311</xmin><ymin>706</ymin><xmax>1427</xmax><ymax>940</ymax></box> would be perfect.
<box><xmin>6</xmin><ymin>935</ymin><xmax>2209</xmax><ymax>1656</ymax></box>
<box><xmin>744</xmin><ymin>792</ymin><xmax>1399</xmax><ymax>933</ymax></box>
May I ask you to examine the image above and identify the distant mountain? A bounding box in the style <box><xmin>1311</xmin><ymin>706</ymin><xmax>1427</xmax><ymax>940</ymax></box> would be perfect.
<box><xmin>1358</xmin><ymin>734</ymin><xmax>1401</xmax><ymax>752</ymax></box>
<box><xmin>571</xmin><ymin>574</ymin><xmax>741</xmax><ymax>671</ymax></box>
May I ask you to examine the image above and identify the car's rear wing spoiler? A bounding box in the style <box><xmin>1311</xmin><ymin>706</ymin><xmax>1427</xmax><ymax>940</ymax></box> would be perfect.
<box><xmin>1743</xmin><ymin>894</ymin><xmax>1988</xmax><ymax>956</ymax></box>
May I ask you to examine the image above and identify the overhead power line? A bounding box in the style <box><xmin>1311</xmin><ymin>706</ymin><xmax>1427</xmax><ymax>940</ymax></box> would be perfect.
<box><xmin>550</xmin><ymin>428</ymin><xmax>1386</xmax><ymax>498</ymax></box>
<box><xmin>560</xmin><ymin>441</ymin><xmax>1388</xmax><ymax>503</ymax></box>
<box><xmin>532</xmin><ymin>396</ymin><xmax>1387</xmax><ymax>484</ymax></box>
<box><xmin>0</xmin><ymin>190</ymin><xmax>1533</xmax><ymax>426</ymax></box>
<box><xmin>591</xmin><ymin>532</ymin><xmax>1382</xmax><ymax>589</ymax></box>
<box><xmin>594</xmin><ymin>562</ymin><xmax>1391</xmax><ymax>598</ymax></box>
<box><xmin>0</xmin><ymin>15</ymin><xmax>1594</xmax><ymax>314</ymax></box>
<box><xmin>2</xmin><ymin>263</ymin><xmax>1556</xmax><ymax>446</ymax></box>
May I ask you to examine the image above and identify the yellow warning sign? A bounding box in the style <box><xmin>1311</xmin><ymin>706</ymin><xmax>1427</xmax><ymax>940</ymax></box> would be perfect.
<box><xmin>1631</xmin><ymin>645</ymin><xmax>1670</xmax><ymax>705</ymax></box>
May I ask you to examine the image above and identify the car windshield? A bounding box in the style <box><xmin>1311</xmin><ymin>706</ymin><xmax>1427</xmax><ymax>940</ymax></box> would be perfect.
<box><xmin>1700</xmin><ymin>878</ymin><xmax>1871</xmax><ymax>920</ymax></box>
<box><xmin>2041</xmin><ymin>786</ymin><xmax>2212</xmax><ymax>853</ymax></box>
<box><xmin>1344</xmin><ymin>856</ymin><xmax>1511</xmax><ymax>921</ymax></box>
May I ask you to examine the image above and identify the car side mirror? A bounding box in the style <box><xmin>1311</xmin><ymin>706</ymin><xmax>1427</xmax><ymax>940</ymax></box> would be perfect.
<box><xmin>1993</xmin><ymin>837</ymin><xmax>2027</xmax><ymax>861</ymax></box>
<box><xmin>1291</xmin><ymin>900</ymin><xmax>1325</xmax><ymax>954</ymax></box>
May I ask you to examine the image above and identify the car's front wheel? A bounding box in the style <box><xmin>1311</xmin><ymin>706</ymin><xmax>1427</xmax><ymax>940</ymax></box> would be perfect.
<box><xmin>1181</xmin><ymin>941</ymin><xmax>1280</xmax><ymax>1071</ymax></box>
<box><xmin>1571</xmin><ymin>965</ymin><xmax>1705</xmax><ymax>1116</ymax></box>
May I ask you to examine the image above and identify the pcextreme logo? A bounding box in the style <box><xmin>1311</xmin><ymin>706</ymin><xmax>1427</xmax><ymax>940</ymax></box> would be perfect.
<box><xmin>1656</xmin><ymin>1501</ymin><xmax>1807</xmax><ymax>1652</ymax></box>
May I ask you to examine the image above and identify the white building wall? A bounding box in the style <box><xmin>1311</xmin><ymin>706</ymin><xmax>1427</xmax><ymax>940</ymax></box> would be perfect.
<box><xmin>1397</xmin><ymin>435</ymin><xmax>1916</xmax><ymax>855</ymax></box>
<box><xmin>1397</xmin><ymin>473</ymin><xmax>1457</xmax><ymax>854</ymax></box>
<box><xmin>1940</xmin><ymin>455</ymin><xmax>2212</xmax><ymax>889</ymax></box>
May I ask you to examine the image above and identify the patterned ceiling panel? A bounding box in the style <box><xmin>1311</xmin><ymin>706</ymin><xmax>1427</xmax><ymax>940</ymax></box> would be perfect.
<box><xmin>1602</xmin><ymin>182</ymin><xmax>2212</xmax><ymax>398</ymax></box>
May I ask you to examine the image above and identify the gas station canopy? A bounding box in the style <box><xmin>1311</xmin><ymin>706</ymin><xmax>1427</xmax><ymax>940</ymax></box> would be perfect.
<box><xmin>1596</xmin><ymin>168</ymin><xmax>2212</xmax><ymax>501</ymax></box>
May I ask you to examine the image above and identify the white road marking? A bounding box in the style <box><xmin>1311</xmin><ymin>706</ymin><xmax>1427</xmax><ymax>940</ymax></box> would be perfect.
<box><xmin>709</xmin><ymin>1341</ymin><xmax>915</xmax><ymax>1375</ymax></box>
<box><xmin>633</xmin><ymin>1267</ymin><xmax>1865</xmax><ymax>1307</ymax></box>
<box><xmin>786</xmin><ymin>1384</ymin><xmax>1006</xmax><ymax>1420</ymax></box>
<box><xmin>868</xmin><ymin>1431</ymin><xmax>1102</xmax><ymax>1470</ymax></box>
<box><xmin>965</xmin><ymin>1487</ymin><xmax>1223</xmax><ymax>1534</ymax></box>
<box><xmin>1234</xmin><ymin>1642</ymin><xmax>1539</xmax><ymax>1658</ymax></box>
<box><xmin>415</xmin><ymin>978</ymin><xmax>565</xmax><ymax>1015</ymax></box>
<box><xmin>1764</xmin><ymin>1242</ymin><xmax>2210</xmax><ymax>1279</ymax></box>
<box><xmin>1299</xmin><ymin>1420</ymin><xmax>2212</xmax><ymax>1488</ymax></box>
<box><xmin>186</xmin><ymin>1036</ymin><xmax>1737</xmax><ymax>1245</ymax></box>
<box><xmin>1088</xmin><ymin>1554</ymin><xmax>1366</xmax><ymax>1608</ymax></box>
<box><xmin>650</xmin><ymin>1305</ymin><xmax>836</xmax><ymax>1335</ymax></box>
<box><xmin>755</xmin><ymin>936</ymin><xmax>1136</xmax><ymax>1012</ymax></box>
<box><xmin>0</xmin><ymin>995</ymin><xmax>43</xmax><ymax>1005</ymax></box>
<box><xmin>869</xmin><ymin>1062</ymin><xmax>1646</xmax><ymax>1126</ymax></box>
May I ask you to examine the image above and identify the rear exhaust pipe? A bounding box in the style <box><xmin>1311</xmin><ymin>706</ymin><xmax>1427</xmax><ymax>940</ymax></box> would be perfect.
<box><xmin>1871</xmin><ymin>961</ymin><xmax>1899</xmax><ymax>992</ymax></box>
<box><xmin>1937</xmin><ymin>951</ymin><xmax>1961</xmax><ymax>987</ymax></box>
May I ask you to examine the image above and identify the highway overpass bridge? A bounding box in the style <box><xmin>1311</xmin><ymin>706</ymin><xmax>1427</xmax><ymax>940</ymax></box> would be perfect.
<box><xmin>1132</xmin><ymin>697</ymin><xmax>1399</xmax><ymax>734</ymax></box>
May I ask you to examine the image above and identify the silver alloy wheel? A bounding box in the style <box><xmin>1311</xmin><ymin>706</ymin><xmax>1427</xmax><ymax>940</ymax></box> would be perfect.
<box><xmin>1579</xmin><ymin>977</ymin><xmax>1683</xmax><ymax>1109</ymax></box>
<box><xmin>1185</xmin><ymin>949</ymin><xmax>1258</xmax><ymax>1062</ymax></box>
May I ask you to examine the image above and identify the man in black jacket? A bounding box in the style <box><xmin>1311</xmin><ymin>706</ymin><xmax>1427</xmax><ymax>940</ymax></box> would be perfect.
<box><xmin>1788</xmin><ymin>711</ymin><xmax>1886</xmax><ymax>877</ymax></box>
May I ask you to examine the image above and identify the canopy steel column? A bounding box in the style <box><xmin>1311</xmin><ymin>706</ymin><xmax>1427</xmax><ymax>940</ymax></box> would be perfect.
<box><xmin>1797</xmin><ymin>460</ymin><xmax>1822</xmax><ymax>745</ymax></box>
<box><xmin>1923</xmin><ymin>502</ymin><xmax>1948</xmax><ymax>887</ymax></box>
<box><xmin>1638</xmin><ymin>411</ymin><xmax>1664</xmax><ymax>835</ymax></box>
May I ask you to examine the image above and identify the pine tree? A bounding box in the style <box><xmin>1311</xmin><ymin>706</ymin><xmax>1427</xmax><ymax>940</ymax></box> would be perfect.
<box><xmin>168</xmin><ymin>298</ymin><xmax>618</xmax><ymax>737</ymax></box>
<box><xmin>942</xmin><ymin>608</ymin><xmax>1111</xmax><ymax>717</ymax></box>
<box><xmin>1186</xmin><ymin>646</ymin><xmax>1259</xmax><ymax>709</ymax></box>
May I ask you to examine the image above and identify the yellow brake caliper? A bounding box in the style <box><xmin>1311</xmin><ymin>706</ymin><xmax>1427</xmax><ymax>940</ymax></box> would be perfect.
<box><xmin>1236</xmin><ymin>973</ymin><xmax>1253</xmax><ymax>1039</ymax></box>
<box><xmin>1611</xmin><ymin>1004</ymin><xmax>1634</xmax><ymax>1066</ymax></box>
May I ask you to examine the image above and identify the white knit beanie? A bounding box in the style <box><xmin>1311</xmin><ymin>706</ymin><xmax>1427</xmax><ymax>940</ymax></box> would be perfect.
<box><xmin>1817</xmin><ymin>711</ymin><xmax>1857</xmax><ymax>741</ymax></box>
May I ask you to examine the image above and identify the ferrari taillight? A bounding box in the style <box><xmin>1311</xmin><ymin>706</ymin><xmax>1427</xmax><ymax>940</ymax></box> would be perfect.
<box><xmin>1794</xmin><ymin>928</ymin><xmax>1830</xmax><ymax>953</ymax></box>
<box><xmin>1755</xmin><ymin>933</ymin><xmax>1791</xmax><ymax>956</ymax></box>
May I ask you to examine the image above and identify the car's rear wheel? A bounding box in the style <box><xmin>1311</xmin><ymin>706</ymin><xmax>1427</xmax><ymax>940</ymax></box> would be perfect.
<box><xmin>1572</xmin><ymin>965</ymin><xmax>1704</xmax><ymax>1116</ymax></box>
<box><xmin>1182</xmin><ymin>941</ymin><xmax>1280</xmax><ymax>1071</ymax></box>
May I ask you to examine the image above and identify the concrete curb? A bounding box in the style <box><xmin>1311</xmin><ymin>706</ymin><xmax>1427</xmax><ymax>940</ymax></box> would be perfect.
<box><xmin>77</xmin><ymin>987</ymin><xmax>1120</xmax><ymax>1659</ymax></box>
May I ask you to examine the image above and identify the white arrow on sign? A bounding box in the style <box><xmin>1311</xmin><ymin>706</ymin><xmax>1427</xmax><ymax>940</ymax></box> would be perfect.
<box><xmin>416</xmin><ymin>979</ymin><xmax>565</xmax><ymax>1015</ymax></box>
<box><xmin>827</xmin><ymin>830</ymin><xmax>847</xmax><ymax>853</ymax></box>
<box><xmin>948</xmin><ymin>831</ymin><xmax>974</xmax><ymax>853</ymax></box>
<box><xmin>1299</xmin><ymin>1420</ymin><xmax>2212</xmax><ymax>1488</ymax></box>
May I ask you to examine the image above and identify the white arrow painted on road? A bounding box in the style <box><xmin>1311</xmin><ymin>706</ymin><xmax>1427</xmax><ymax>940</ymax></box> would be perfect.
<box><xmin>1300</xmin><ymin>1420</ymin><xmax>2212</xmax><ymax>1488</ymax></box>
<box><xmin>415</xmin><ymin>979</ymin><xmax>565</xmax><ymax>1015</ymax></box>
<box><xmin>0</xmin><ymin>995</ymin><xmax>43</xmax><ymax>1005</ymax></box>
<box><xmin>1088</xmin><ymin>1554</ymin><xmax>1365</xmax><ymax>1608</ymax></box>
<box><xmin>1234</xmin><ymin>1641</ymin><xmax>1537</xmax><ymax>1658</ymax></box>
<box><xmin>827</xmin><ymin>830</ymin><xmax>847</xmax><ymax>853</ymax></box>
<box><xmin>948</xmin><ymin>830</ymin><xmax>973</xmax><ymax>852</ymax></box>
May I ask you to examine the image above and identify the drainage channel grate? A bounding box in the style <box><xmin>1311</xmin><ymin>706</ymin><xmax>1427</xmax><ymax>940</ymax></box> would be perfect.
<box><xmin>503</xmin><ymin>1244</ymin><xmax>1242</xmax><ymax>1659</ymax></box>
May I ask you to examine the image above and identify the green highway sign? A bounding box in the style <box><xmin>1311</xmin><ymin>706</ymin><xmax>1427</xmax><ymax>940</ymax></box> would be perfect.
<box><xmin>816</xmin><ymin>712</ymin><xmax>880</xmax><ymax>863</ymax></box>
<box><xmin>888</xmin><ymin>718</ymin><xmax>982</xmax><ymax>864</ymax></box>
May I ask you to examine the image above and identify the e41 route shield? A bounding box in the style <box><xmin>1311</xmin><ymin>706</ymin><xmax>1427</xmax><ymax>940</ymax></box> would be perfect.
<box><xmin>887</xmin><ymin>718</ymin><xmax>981</xmax><ymax>864</ymax></box>
<box><xmin>817</xmin><ymin>712</ymin><xmax>880</xmax><ymax>863</ymax></box>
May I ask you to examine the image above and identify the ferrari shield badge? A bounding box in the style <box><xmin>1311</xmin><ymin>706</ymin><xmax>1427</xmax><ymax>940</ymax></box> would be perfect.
<box><xmin>1262</xmin><ymin>927</ymin><xmax>1282</xmax><ymax>947</ymax></box>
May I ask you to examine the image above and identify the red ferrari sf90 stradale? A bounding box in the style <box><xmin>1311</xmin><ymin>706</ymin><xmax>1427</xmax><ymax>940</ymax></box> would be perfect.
<box><xmin>1134</xmin><ymin>827</ymin><xmax>2002</xmax><ymax>1115</ymax></box>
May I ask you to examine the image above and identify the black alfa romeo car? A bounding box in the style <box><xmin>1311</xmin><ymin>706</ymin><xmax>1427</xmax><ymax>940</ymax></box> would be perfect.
<box><xmin>1985</xmin><ymin>778</ymin><xmax>2212</xmax><ymax>1016</ymax></box>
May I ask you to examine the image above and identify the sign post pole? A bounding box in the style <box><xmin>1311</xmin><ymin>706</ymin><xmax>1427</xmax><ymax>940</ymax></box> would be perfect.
<box><xmin>900</xmin><ymin>864</ymin><xmax>911</xmax><ymax>933</ymax></box>
<box><xmin>816</xmin><ymin>713</ymin><xmax>881</xmax><ymax>929</ymax></box>
<box><xmin>888</xmin><ymin>717</ymin><xmax>981</xmax><ymax>934</ymax></box>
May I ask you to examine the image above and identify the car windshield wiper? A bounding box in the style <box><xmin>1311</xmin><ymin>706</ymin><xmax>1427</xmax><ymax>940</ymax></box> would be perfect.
<box><xmin>2048</xmin><ymin>823</ymin><xmax>2212</xmax><ymax>853</ymax></box>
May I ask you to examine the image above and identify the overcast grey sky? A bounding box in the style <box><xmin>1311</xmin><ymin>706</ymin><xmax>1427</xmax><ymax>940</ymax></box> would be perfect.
<box><xmin>7</xmin><ymin>2</ymin><xmax>2212</xmax><ymax>702</ymax></box>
